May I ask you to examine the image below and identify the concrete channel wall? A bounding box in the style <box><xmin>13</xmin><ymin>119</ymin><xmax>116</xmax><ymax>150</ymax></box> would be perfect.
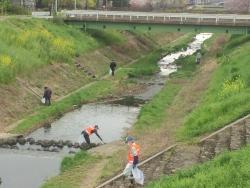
<box><xmin>96</xmin><ymin>114</ymin><xmax>250</xmax><ymax>188</ymax></box>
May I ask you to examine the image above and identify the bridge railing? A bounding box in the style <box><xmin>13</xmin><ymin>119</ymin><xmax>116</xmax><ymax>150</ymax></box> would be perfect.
<box><xmin>64</xmin><ymin>12</ymin><xmax>250</xmax><ymax>27</ymax></box>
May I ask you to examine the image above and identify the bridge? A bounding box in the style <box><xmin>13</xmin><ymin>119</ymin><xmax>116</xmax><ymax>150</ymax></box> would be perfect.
<box><xmin>63</xmin><ymin>10</ymin><xmax>250</xmax><ymax>34</ymax></box>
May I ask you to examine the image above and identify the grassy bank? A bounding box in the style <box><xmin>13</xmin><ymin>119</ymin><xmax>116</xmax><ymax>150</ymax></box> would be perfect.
<box><xmin>178</xmin><ymin>36</ymin><xmax>250</xmax><ymax>140</ymax></box>
<box><xmin>0</xmin><ymin>18</ymin><xmax>127</xmax><ymax>84</ymax></box>
<box><xmin>147</xmin><ymin>145</ymin><xmax>250</xmax><ymax>188</ymax></box>
<box><xmin>12</xmin><ymin>80</ymin><xmax>114</xmax><ymax>134</ymax></box>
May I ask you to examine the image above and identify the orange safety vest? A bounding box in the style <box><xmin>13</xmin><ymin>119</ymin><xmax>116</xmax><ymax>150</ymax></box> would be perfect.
<box><xmin>85</xmin><ymin>126</ymin><xmax>95</xmax><ymax>136</ymax></box>
<box><xmin>128</xmin><ymin>143</ymin><xmax>140</xmax><ymax>163</ymax></box>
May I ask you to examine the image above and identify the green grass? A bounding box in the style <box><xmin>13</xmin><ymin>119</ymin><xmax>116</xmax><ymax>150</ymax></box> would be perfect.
<box><xmin>0</xmin><ymin>18</ymin><xmax>128</xmax><ymax>84</ymax></box>
<box><xmin>42</xmin><ymin>151</ymin><xmax>100</xmax><ymax>188</ymax></box>
<box><xmin>0</xmin><ymin>18</ymin><xmax>98</xmax><ymax>83</ymax></box>
<box><xmin>170</xmin><ymin>55</ymin><xmax>197</xmax><ymax>79</ymax></box>
<box><xmin>178</xmin><ymin>39</ymin><xmax>250</xmax><ymax>140</ymax></box>
<box><xmin>87</xmin><ymin>29</ymin><xmax>126</xmax><ymax>45</ymax></box>
<box><xmin>61</xmin><ymin>151</ymin><xmax>98</xmax><ymax>172</ymax></box>
<box><xmin>127</xmin><ymin>49</ymin><xmax>162</xmax><ymax>78</ymax></box>
<box><xmin>147</xmin><ymin>145</ymin><xmax>250</xmax><ymax>188</ymax></box>
<box><xmin>134</xmin><ymin>83</ymin><xmax>181</xmax><ymax>131</ymax></box>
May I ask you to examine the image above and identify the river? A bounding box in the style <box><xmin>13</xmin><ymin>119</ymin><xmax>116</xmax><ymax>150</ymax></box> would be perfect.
<box><xmin>0</xmin><ymin>33</ymin><xmax>212</xmax><ymax>188</ymax></box>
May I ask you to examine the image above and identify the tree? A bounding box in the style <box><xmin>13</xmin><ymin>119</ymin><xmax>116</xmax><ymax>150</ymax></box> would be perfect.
<box><xmin>0</xmin><ymin>0</ymin><xmax>10</xmax><ymax>15</ymax></box>
<box><xmin>88</xmin><ymin>0</ymin><xmax>97</xmax><ymax>7</ymax></box>
<box><xmin>112</xmin><ymin>0</ymin><xmax>129</xmax><ymax>8</ymax></box>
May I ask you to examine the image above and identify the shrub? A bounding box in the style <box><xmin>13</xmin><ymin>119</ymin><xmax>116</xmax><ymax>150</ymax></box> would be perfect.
<box><xmin>0</xmin><ymin>54</ymin><xmax>15</xmax><ymax>83</ymax></box>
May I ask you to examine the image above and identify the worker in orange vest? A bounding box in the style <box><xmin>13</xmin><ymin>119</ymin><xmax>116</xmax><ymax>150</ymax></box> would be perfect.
<box><xmin>81</xmin><ymin>125</ymin><xmax>104</xmax><ymax>144</ymax></box>
<box><xmin>123</xmin><ymin>136</ymin><xmax>140</xmax><ymax>182</ymax></box>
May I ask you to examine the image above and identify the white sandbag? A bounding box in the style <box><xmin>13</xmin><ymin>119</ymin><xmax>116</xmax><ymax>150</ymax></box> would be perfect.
<box><xmin>109</xmin><ymin>68</ymin><xmax>112</xmax><ymax>75</ymax></box>
<box><xmin>78</xmin><ymin>135</ymin><xmax>84</xmax><ymax>144</ymax></box>
<box><xmin>41</xmin><ymin>97</ymin><xmax>46</xmax><ymax>104</ymax></box>
<box><xmin>132</xmin><ymin>167</ymin><xmax>144</xmax><ymax>185</ymax></box>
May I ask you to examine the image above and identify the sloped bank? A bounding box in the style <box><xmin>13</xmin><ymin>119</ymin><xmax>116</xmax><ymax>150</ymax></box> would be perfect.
<box><xmin>0</xmin><ymin>17</ymin><xmax>183</xmax><ymax>132</ymax></box>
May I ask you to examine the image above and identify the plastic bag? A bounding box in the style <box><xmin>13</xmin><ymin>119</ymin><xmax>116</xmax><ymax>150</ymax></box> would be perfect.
<box><xmin>132</xmin><ymin>167</ymin><xmax>144</xmax><ymax>185</ymax></box>
<box><xmin>109</xmin><ymin>68</ymin><xmax>112</xmax><ymax>75</ymax></box>
<box><xmin>41</xmin><ymin>97</ymin><xmax>46</xmax><ymax>104</ymax></box>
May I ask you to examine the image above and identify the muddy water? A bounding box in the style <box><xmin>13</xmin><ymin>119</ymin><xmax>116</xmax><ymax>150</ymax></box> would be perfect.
<box><xmin>0</xmin><ymin>33</ymin><xmax>213</xmax><ymax>188</ymax></box>
<box><xmin>29</xmin><ymin>104</ymin><xmax>139</xmax><ymax>143</ymax></box>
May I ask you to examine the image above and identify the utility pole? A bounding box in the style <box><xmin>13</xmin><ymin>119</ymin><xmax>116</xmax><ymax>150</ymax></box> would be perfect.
<box><xmin>55</xmin><ymin>0</ymin><xmax>58</xmax><ymax>13</ymax></box>
<box><xmin>74</xmin><ymin>0</ymin><xmax>77</xmax><ymax>10</ymax></box>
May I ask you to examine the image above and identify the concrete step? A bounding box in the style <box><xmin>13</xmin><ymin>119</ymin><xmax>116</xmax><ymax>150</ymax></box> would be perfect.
<box><xmin>230</xmin><ymin>122</ymin><xmax>246</xmax><ymax>151</ymax></box>
<box><xmin>199</xmin><ymin>136</ymin><xmax>217</xmax><ymax>162</ymax></box>
<box><xmin>214</xmin><ymin>127</ymin><xmax>231</xmax><ymax>154</ymax></box>
<box><xmin>245</xmin><ymin>118</ymin><xmax>250</xmax><ymax>144</ymax></box>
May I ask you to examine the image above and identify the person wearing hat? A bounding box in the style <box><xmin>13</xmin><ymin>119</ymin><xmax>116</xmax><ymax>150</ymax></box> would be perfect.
<box><xmin>123</xmin><ymin>136</ymin><xmax>140</xmax><ymax>180</ymax></box>
<box><xmin>81</xmin><ymin>125</ymin><xmax>104</xmax><ymax>144</ymax></box>
<box><xmin>109</xmin><ymin>60</ymin><xmax>117</xmax><ymax>76</ymax></box>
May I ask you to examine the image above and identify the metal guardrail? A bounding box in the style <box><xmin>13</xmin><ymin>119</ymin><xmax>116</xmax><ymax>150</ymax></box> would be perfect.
<box><xmin>64</xmin><ymin>11</ymin><xmax>250</xmax><ymax>27</ymax></box>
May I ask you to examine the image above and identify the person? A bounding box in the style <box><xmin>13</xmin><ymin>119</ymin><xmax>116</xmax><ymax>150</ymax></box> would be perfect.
<box><xmin>123</xmin><ymin>136</ymin><xmax>140</xmax><ymax>184</ymax></box>
<box><xmin>43</xmin><ymin>86</ymin><xmax>52</xmax><ymax>106</ymax></box>
<box><xmin>81</xmin><ymin>125</ymin><xmax>104</xmax><ymax>144</ymax></box>
<box><xmin>196</xmin><ymin>51</ymin><xmax>201</xmax><ymax>64</ymax></box>
<box><xmin>110</xmin><ymin>60</ymin><xmax>117</xmax><ymax>76</ymax></box>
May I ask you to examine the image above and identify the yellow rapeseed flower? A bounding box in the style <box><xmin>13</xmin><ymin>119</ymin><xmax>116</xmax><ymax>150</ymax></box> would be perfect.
<box><xmin>0</xmin><ymin>55</ymin><xmax>12</xmax><ymax>66</ymax></box>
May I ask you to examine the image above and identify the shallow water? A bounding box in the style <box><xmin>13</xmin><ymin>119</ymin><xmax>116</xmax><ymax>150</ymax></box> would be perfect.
<box><xmin>135</xmin><ymin>74</ymin><xmax>166</xmax><ymax>100</ymax></box>
<box><xmin>159</xmin><ymin>33</ymin><xmax>213</xmax><ymax>76</ymax></box>
<box><xmin>29</xmin><ymin>104</ymin><xmax>139</xmax><ymax>143</ymax></box>
<box><xmin>0</xmin><ymin>149</ymin><xmax>61</xmax><ymax>188</ymax></box>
